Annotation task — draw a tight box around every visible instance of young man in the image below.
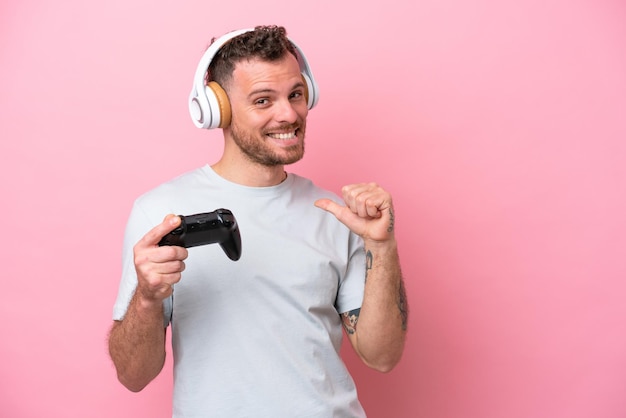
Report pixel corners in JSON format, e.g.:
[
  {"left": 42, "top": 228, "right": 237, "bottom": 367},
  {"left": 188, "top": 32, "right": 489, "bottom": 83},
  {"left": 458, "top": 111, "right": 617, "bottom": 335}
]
[{"left": 109, "top": 25, "right": 407, "bottom": 417}]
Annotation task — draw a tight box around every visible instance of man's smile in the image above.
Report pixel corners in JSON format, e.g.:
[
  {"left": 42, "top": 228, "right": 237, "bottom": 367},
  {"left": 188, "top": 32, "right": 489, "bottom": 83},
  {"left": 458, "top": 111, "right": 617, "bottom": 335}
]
[{"left": 266, "top": 130, "right": 297, "bottom": 140}]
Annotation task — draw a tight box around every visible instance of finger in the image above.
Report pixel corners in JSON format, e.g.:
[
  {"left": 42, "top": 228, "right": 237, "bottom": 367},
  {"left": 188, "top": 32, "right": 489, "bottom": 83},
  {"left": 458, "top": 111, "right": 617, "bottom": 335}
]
[
  {"left": 363, "top": 194, "right": 385, "bottom": 218},
  {"left": 343, "top": 184, "right": 386, "bottom": 219},
  {"left": 138, "top": 214, "right": 182, "bottom": 248},
  {"left": 315, "top": 198, "right": 369, "bottom": 236},
  {"left": 356, "top": 193, "right": 382, "bottom": 218},
  {"left": 314, "top": 198, "right": 338, "bottom": 214},
  {"left": 314, "top": 198, "right": 353, "bottom": 222},
  {"left": 342, "top": 182, "right": 380, "bottom": 199},
  {"left": 341, "top": 183, "right": 369, "bottom": 214},
  {"left": 135, "top": 243, "right": 188, "bottom": 271},
  {"left": 150, "top": 244, "right": 189, "bottom": 264},
  {"left": 159, "top": 259, "right": 187, "bottom": 275},
  {"left": 135, "top": 259, "right": 186, "bottom": 296}
]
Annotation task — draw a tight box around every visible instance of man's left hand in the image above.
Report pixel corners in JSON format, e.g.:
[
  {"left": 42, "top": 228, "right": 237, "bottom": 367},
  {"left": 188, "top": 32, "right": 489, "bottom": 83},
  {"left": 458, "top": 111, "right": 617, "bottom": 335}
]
[{"left": 315, "top": 182, "right": 396, "bottom": 243}]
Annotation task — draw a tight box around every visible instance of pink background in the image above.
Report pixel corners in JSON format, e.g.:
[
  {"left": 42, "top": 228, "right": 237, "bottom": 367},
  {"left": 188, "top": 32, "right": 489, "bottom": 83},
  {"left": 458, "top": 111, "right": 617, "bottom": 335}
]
[{"left": 2, "top": 0, "right": 625, "bottom": 417}]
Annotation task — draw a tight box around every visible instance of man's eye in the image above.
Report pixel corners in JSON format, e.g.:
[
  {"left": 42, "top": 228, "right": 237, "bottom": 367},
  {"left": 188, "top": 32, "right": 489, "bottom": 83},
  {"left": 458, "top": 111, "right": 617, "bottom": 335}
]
[{"left": 255, "top": 98, "right": 269, "bottom": 106}]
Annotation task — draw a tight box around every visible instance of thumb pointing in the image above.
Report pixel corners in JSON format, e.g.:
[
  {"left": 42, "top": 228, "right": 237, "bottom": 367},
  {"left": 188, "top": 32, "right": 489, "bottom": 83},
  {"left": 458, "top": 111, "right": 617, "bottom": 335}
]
[{"left": 314, "top": 198, "right": 352, "bottom": 225}]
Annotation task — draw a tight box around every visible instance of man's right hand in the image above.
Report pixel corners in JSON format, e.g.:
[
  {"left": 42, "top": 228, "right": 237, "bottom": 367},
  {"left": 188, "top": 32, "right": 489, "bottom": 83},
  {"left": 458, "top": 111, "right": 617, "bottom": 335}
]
[{"left": 133, "top": 214, "right": 189, "bottom": 304}]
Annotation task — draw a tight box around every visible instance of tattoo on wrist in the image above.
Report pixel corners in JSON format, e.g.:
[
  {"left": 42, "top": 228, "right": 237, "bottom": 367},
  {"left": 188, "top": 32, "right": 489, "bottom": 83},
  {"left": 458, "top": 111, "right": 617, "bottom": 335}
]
[
  {"left": 365, "top": 250, "right": 373, "bottom": 281},
  {"left": 342, "top": 308, "right": 360, "bottom": 335},
  {"left": 398, "top": 280, "right": 408, "bottom": 331},
  {"left": 388, "top": 208, "right": 395, "bottom": 233}
]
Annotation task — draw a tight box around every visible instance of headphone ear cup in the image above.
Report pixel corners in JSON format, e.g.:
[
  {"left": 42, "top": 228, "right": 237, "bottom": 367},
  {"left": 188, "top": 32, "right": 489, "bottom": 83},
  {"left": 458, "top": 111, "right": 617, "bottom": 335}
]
[
  {"left": 189, "top": 93, "right": 206, "bottom": 128},
  {"left": 205, "top": 81, "right": 232, "bottom": 129},
  {"left": 301, "top": 72, "right": 318, "bottom": 109},
  {"left": 301, "top": 75, "right": 310, "bottom": 107}
]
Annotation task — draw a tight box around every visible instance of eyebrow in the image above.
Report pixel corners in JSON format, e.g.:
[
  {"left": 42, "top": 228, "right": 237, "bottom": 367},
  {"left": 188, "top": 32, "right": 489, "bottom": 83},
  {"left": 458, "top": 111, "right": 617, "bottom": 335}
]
[
  {"left": 247, "top": 88, "right": 275, "bottom": 99},
  {"left": 247, "top": 81, "right": 305, "bottom": 99}
]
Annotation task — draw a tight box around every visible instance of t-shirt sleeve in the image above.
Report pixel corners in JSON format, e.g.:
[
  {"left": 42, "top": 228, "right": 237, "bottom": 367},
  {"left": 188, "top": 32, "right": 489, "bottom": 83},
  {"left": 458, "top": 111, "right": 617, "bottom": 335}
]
[
  {"left": 335, "top": 231, "right": 366, "bottom": 315},
  {"left": 111, "top": 200, "right": 173, "bottom": 326}
]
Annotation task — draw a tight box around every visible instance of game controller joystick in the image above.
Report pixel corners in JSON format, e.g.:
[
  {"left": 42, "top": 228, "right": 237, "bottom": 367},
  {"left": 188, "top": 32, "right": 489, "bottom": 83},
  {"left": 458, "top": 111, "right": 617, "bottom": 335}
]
[{"left": 158, "top": 209, "right": 242, "bottom": 261}]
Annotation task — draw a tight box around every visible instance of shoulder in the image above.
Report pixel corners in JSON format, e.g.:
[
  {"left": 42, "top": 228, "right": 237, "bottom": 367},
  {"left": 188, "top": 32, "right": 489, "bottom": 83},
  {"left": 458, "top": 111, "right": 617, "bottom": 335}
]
[
  {"left": 288, "top": 173, "right": 342, "bottom": 203},
  {"left": 135, "top": 166, "right": 209, "bottom": 206},
  {"left": 128, "top": 166, "right": 211, "bottom": 224}
]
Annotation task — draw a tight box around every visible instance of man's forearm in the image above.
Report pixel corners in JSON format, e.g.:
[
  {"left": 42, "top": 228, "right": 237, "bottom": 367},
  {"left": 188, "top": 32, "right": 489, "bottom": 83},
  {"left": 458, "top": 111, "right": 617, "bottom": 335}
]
[
  {"left": 354, "top": 239, "right": 408, "bottom": 372},
  {"left": 108, "top": 293, "right": 167, "bottom": 392}
]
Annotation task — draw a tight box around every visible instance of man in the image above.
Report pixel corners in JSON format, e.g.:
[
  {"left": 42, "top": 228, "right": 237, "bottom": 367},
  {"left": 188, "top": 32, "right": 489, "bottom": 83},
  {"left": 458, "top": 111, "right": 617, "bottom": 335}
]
[{"left": 109, "top": 25, "right": 408, "bottom": 417}]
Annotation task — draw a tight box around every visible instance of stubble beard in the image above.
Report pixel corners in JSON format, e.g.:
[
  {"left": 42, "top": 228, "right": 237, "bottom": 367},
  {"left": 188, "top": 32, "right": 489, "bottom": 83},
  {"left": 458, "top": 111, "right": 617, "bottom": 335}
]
[{"left": 230, "top": 121, "right": 306, "bottom": 167}]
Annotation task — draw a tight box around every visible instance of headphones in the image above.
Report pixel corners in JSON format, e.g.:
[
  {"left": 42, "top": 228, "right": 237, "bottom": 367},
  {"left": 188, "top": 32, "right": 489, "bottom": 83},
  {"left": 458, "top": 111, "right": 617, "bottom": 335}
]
[{"left": 188, "top": 28, "right": 320, "bottom": 130}]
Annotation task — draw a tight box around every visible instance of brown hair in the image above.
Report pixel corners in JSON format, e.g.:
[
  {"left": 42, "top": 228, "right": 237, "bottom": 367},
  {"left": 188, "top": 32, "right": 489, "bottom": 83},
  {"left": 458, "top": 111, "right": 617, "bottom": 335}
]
[{"left": 206, "top": 25, "right": 298, "bottom": 91}]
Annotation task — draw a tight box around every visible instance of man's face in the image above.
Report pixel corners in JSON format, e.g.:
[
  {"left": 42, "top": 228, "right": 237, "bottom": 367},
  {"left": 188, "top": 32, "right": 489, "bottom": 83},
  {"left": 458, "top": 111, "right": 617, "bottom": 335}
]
[{"left": 225, "top": 54, "right": 309, "bottom": 167}]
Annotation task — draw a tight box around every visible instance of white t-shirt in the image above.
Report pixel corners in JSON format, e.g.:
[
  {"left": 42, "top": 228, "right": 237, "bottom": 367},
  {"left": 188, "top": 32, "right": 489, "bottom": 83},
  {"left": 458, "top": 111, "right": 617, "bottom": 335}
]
[{"left": 113, "top": 165, "right": 367, "bottom": 417}]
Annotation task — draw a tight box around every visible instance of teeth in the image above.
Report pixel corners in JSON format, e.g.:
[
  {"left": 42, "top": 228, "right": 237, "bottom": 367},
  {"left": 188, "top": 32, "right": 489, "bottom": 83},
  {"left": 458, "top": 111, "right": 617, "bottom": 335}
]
[{"left": 268, "top": 131, "right": 296, "bottom": 140}]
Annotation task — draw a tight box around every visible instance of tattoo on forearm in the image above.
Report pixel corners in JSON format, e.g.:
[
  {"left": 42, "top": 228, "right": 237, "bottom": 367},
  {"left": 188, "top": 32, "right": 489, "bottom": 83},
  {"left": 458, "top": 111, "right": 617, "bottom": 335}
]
[
  {"left": 388, "top": 208, "right": 395, "bottom": 233},
  {"left": 365, "top": 250, "right": 373, "bottom": 281},
  {"left": 342, "top": 308, "right": 360, "bottom": 335},
  {"left": 398, "top": 280, "right": 408, "bottom": 331}
]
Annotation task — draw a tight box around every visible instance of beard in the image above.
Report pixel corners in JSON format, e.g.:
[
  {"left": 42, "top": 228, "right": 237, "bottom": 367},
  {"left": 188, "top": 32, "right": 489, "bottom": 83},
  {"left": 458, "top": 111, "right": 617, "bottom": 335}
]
[{"left": 230, "top": 120, "right": 306, "bottom": 167}]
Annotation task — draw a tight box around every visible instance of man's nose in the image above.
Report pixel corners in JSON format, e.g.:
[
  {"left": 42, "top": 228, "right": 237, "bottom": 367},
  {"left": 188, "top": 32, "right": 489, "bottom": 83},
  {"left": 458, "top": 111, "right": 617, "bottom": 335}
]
[{"left": 274, "top": 99, "right": 300, "bottom": 124}]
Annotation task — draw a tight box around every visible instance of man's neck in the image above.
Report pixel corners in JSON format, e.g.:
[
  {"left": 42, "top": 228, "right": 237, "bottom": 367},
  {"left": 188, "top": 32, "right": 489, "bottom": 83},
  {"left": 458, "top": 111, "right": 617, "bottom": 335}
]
[{"left": 211, "top": 159, "right": 287, "bottom": 187}]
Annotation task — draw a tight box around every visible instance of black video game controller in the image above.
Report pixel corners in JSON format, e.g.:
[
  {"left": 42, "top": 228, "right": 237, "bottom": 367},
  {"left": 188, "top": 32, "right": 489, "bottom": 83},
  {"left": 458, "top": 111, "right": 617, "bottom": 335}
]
[{"left": 158, "top": 209, "right": 242, "bottom": 261}]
